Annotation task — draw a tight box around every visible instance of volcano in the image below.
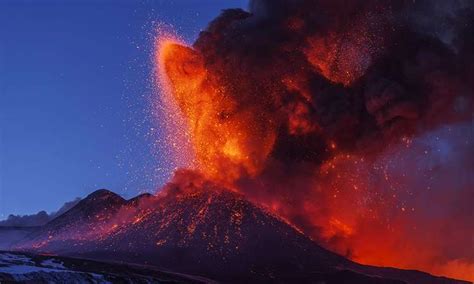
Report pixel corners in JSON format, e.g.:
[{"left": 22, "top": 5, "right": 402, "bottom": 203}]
[
  {"left": 12, "top": 172, "right": 468, "bottom": 283},
  {"left": 154, "top": 0, "right": 474, "bottom": 279}
]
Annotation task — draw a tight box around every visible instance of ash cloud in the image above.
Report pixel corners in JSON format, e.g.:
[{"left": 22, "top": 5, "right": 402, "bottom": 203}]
[
  {"left": 161, "top": 0, "right": 473, "bottom": 280},
  {"left": 193, "top": 0, "right": 473, "bottom": 161}
]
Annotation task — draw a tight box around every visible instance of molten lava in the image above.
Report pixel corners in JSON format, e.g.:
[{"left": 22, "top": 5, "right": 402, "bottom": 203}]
[{"left": 157, "top": 40, "right": 276, "bottom": 182}]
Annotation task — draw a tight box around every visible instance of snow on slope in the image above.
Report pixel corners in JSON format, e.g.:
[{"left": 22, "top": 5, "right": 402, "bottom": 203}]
[
  {"left": 0, "top": 252, "right": 109, "bottom": 283},
  {"left": 0, "top": 251, "right": 210, "bottom": 283}
]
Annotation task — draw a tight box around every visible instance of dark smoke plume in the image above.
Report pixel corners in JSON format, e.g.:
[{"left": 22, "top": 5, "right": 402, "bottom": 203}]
[
  {"left": 161, "top": 0, "right": 473, "bottom": 280},
  {"left": 193, "top": 0, "right": 472, "bottom": 161}
]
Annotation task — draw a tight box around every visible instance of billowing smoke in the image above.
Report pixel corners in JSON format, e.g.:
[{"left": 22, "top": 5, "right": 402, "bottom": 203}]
[{"left": 157, "top": 0, "right": 473, "bottom": 280}]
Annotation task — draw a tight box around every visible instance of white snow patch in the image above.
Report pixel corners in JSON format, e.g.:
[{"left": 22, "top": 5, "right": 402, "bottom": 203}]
[
  {"left": 0, "top": 252, "right": 110, "bottom": 283},
  {"left": 41, "top": 258, "right": 66, "bottom": 269},
  {"left": 0, "top": 253, "right": 34, "bottom": 264},
  {"left": 0, "top": 264, "right": 66, "bottom": 275}
]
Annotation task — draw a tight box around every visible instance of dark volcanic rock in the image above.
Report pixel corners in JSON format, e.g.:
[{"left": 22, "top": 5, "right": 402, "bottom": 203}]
[
  {"left": 46, "top": 189, "right": 126, "bottom": 227},
  {"left": 126, "top": 192, "right": 154, "bottom": 207}
]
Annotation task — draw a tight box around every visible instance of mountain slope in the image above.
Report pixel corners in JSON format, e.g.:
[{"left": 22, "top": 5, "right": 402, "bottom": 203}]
[
  {"left": 0, "top": 227, "right": 38, "bottom": 251},
  {"left": 13, "top": 179, "right": 469, "bottom": 283},
  {"left": 15, "top": 189, "right": 126, "bottom": 252}
]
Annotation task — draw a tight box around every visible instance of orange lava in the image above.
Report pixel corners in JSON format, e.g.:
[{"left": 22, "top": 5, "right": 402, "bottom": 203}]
[{"left": 157, "top": 40, "right": 276, "bottom": 183}]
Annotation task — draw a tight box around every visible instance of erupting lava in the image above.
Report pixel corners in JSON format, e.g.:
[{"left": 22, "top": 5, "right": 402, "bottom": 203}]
[
  {"left": 154, "top": 0, "right": 474, "bottom": 281},
  {"left": 158, "top": 40, "right": 276, "bottom": 182}
]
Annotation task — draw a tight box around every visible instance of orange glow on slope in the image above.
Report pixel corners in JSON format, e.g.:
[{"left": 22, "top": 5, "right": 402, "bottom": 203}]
[
  {"left": 248, "top": 152, "right": 474, "bottom": 282},
  {"left": 319, "top": 152, "right": 473, "bottom": 282},
  {"left": 156, "top": 41, "right": 276, "bottom": 183}
]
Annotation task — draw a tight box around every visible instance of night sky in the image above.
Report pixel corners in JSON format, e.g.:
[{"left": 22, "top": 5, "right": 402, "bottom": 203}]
[{"left": 0, "top": 0, "right": 247, "bottom": 217}]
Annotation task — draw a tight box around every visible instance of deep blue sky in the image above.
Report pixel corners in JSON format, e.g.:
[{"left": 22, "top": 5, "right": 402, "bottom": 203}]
[{"left": 0, "top": 0, "right": 247, "bottom": 217}]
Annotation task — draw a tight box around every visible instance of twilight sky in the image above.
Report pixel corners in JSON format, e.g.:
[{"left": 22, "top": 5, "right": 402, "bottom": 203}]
[{"left": 0, "top": 0, "right": 247, "bottom": 217}]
